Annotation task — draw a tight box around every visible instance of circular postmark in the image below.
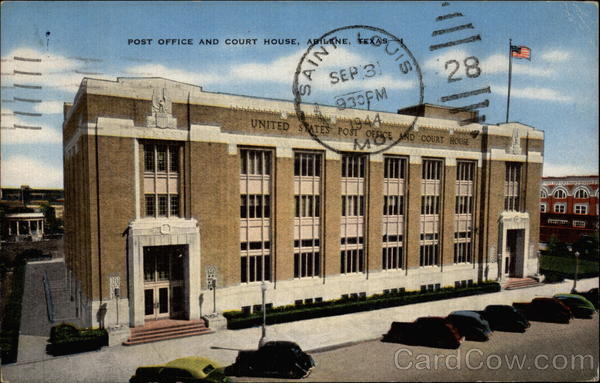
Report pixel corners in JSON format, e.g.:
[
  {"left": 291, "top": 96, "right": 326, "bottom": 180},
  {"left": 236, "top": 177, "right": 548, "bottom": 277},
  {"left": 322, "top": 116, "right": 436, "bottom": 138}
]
[{"left": 292, "top": 25, "right": 424, "bottom": 155}]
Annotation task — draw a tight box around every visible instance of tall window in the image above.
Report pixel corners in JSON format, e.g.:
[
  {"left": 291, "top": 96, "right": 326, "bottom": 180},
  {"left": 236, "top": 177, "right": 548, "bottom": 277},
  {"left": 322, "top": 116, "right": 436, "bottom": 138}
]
[
  {"left": 420, "top": 159, "right": 443, "bottom": 266},
  {"left": 454, "top": 161, "right": 475, "bottom": 263},
  {"left": 341, "top": 154, "right": 366, "bottom": 274},
  {"left": 504, "top": 162, "right": 522, "bottom": 211},
  {"left": 382, "top": 157, "right": 407, "bottom": 270},
  {"left": 294, "top": 151, "right": 322, "bottom": 278},
  {"left": 144, "top": 143, "right": 180, "bottom": 218},
  {"left": 240, "top": 148, "right": 272, "bottom": 283}
]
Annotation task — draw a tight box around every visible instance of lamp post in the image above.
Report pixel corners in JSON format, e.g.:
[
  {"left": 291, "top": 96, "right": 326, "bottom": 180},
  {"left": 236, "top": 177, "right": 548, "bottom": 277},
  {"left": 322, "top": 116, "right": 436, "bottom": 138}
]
[
  {"left": 572, "top": 251, "right": 580, "bottom": 293},
  {"left": 258, "top": 255, "right": 267, "bottom": 348}
]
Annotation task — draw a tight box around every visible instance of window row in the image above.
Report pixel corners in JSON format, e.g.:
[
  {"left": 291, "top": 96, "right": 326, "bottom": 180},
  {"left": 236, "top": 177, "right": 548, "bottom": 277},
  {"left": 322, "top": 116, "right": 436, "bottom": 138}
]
[
  {"left": 294, "top": 152, "right": 322, "bottom": 177},
  {"left": 240, "top": 194, "right": 271, "bottom": 218},
  {"left": 384, "top": 157, "right": 406, "bottom": 179},
  {"left": 455, "top": 195, "right": 473, "bottom": 214},
  {"left": 241, "top": 255, "right": 271, "bottom": 283},
  {"left": 144, "top": 144, "right": 179, "bottom": 173},
  {"left": 294, "top": 238, "right": 320, "bottom": 248},
  {"left": 342, "top": 195, "right": 365, "bottom": 216},
  {"left": 420, "top": 244, "right": 439, "bottom": 266},
  {"left": 421, "top": 195, "right": 440, "bottom": 215},
  {"left": 240, "top": 149, "right": 272, "bottom": 176},
  {"left": 294, "top": 251, "right": 320, "bottom": 278},
  {"left": 382, "top": 234, "right": 403, "bottom": 242},
  {"left": 454, "top": 242, "right": 473, "bottom": 263},
  {"left": 383, "top": 195, "right": 404, "bottom": 215},
  {"left": 295, "top": 195, "right": 320, "bottom": 217},
  {"left": 420, "top": 233, "right": 439, "bottom": 241},
  {"left": 340, "top": 249, "right": 365, "bottom": 274},
  {"left": 341, "top": 237, "right": 364, "bottom": 245},
  {"left": 145, "top": 194, "right": 179, "bottom": 217},
  {"left": 382, "top": 246, "right": 404, "bottom": 270},
  {"left": 341, "top": 155, "right": 366, "bottom": 178},
  {"left": 544, "top": 188, "right": 592, "bottom": 199}
]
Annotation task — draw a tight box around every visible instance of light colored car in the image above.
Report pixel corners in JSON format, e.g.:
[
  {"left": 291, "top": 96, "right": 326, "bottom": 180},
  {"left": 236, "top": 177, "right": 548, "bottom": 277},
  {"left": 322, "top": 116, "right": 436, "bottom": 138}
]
[{"left": 129, "top": 356, "right": 230, "bottom": 383}]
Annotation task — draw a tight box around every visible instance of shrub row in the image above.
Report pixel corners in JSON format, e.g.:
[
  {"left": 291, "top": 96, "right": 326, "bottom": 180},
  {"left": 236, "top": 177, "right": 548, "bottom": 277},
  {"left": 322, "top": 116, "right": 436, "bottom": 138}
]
[
  {"left": 47, "top": 323, "right": 108, "bottom": 356},
  {"left": 0, "top": 259, "right": 26, "bottom": 364},
  {"left": 223, "top": 282, "right": 501, "bottom": 330}
]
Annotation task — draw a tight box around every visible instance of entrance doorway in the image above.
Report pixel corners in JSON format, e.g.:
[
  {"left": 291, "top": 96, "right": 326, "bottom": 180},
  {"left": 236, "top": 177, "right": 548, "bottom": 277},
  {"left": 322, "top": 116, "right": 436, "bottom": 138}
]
[
  {"left": 505, "top": 229, "right": 523, "bottom": 277},
  {"left": 143, "top": 245, "right": 185, "bottom": 321}
]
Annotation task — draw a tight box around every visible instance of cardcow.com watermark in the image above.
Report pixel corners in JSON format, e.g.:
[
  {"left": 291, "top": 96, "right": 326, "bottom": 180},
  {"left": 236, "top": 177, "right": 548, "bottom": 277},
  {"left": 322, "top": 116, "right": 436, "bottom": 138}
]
[{"left": 394, "top": 348, "right": 597, "bottom": 371}]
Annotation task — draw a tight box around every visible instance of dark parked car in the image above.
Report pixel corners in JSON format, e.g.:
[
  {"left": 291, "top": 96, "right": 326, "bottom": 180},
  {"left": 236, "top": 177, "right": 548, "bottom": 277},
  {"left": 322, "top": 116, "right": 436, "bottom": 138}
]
[
  {"left": 446, "top": 311, "right": 492, "bottom": 341},
  {"left": 382, "top": 316, "right": 463, "bottom": 349},
  {"left": 554, "top": 293, "right": 596, "bottom": 318},
  {"left": 479, "top": 305, "right": 530, "bottom": 332},
  {"left": 513, "top": 297, "right": 572, "bottom": 323},
  {"left": 232, "top": 341, "right": 315, "bottom": 379}
]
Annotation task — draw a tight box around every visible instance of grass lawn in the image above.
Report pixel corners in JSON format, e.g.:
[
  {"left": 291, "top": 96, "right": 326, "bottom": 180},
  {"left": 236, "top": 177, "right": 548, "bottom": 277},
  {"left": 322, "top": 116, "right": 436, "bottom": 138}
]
[{"left": 540, "top": 255, "right": 599, "bottom": 278}]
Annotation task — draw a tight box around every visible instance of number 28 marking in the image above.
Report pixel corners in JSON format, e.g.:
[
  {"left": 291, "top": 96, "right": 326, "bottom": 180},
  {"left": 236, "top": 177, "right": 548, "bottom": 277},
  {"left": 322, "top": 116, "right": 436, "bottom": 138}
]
[{"left": 445, "top": 56, "right": 481, "bottom": 83}]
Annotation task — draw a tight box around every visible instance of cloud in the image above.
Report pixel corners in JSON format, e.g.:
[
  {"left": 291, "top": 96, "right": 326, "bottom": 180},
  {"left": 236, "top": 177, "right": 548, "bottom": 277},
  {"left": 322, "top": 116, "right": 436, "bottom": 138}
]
[
  {"left": 1, "top": 155, "right": 63, "bottom": 188},
  {"left": 123, "top": 63, "right": 222, "bottom": 86},
  {"left": 544, "top": 162, "right": 598, "bottom": 177},
  {"left": 0, "top": 108, "right": 63, "bottom": 144},
  {"left": 493, "top": 84, "right": 573, "bottom": 103},
  {"left": 33, "top": 101, "right": 64, "bottom": 114},
  {"left": 1, "top": 47, "right": 115, "bottom": 92},
  {"left": 541, "top": 50, "right": 571, "bottom": 62}
]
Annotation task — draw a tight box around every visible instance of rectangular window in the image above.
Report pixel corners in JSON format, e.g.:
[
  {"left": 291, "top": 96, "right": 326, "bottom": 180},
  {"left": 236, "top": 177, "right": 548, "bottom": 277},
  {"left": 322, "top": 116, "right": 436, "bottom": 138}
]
[
  {"left": 340, "top": 249, "right": 365, "bottom": 273},
  {"left": 294, "top": 152, "right": 322, "bottom": 177},
  {"left": 241, "top": 255, "right": 271, "bottom": 283},
  {"left": 341, "top": 155, "right": 366, "bottom": 178},
  {"left": 293, "top": 252, "right": 320, "bottom": 278},
  {"left": 574, "top": 204, "right": 588, "bottom": 215},
  {"left": 145, "top": 195, "right": 155, "bottom": 217},
  {"left": 384, "top": 157, "right": 406, "bottom": 179},
  {"left": 169, "top": 148, "right": 179, "bottom": 172},
  {"left": 454, "top": 242, "right": 472, "bottom": 263},
  {"left": 573, "top": 220, "right": 586, "bottom": 228},
  {"left": 419, "top": 244, "right": 439, "bottom": 266},
  {"left": 504, "top": 162, "right": 522, "bottom": 211},
  {"left": 382, "top": 246, "right": 404, "bottom": 269},
  {"left": 422, "top": 159, "right": 442, "bottom": 180},
  {"left": 421, "top": 195, "right": 440, "bottom": 215},
  {"left": 456, "top": 161, "right": 475, "bottom": 181},
  {"left": 540, "top": 203, "right": 547, "bottom": 213},
  {"left": 240, "top": 149, "right": 272, "bottom": 176},
  {"left": 144, "top": 147, "right": 155, "bottom": 172},
  {"left": 158, "top": 195, "right": 168, "bottom": 216},
  {"left": 157, "top": 145, "right": 167, "bottom": 172},
  {"left": 170, "top": 195, "right": 179, "bottom": 216},
  {"left": 554, "top": 203, "right": 566, "bottom": 213},
  {"left": 455, "top": 195, "right": 472, "bottom": 214},
  {"left": 383, "top": 195, "right": 404, "bottom": 215}
]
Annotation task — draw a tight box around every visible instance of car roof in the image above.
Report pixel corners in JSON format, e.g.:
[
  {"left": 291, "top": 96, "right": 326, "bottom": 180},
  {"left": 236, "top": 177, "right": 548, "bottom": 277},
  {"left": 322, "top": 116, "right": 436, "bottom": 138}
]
[
  {"left": 164, "top": 357, "right": 219, "bottom": 378},
  {"left": 264, "top": 341, "right": 300, "bottom": 348},
  {"left": 449, "top": 310, "right": 481, "bottom": 319},
  {"left": 555, "top": 293, "right": 595, "bottom": 305}
]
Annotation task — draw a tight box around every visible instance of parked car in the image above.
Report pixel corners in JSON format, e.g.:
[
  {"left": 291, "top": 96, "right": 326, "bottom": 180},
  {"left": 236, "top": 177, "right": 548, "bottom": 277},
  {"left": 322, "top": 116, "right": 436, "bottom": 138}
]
[
  {"left": 575, "top": 288, "right": 599, "bottom": 309},
  {"left": 129, "top": 356, "right": 230, "bottom": 383},
  {"left": 382, "top": 316, "right": 463, "bottom": 349},
  {"left": 446, "top": 311, "right": 492, "bottom": 341},
  {"left": 513, "top": 297, "right": 572, "bottom": 323},
  {"left": 479, "top": 305, "right": 530, "bottom": 332},
  {"left": 232, "top": 341, "right": 315, "bottom": 379},
  {"left": 553, "top": 293, "right": 596, "bottom": 318}
]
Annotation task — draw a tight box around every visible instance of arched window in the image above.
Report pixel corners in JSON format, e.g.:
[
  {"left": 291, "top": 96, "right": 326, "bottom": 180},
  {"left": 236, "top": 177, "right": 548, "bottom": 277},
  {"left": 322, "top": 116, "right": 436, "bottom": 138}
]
[
  {"left": 574, "top": 189, "right": 589, "bottom": 199},
  {"left": 553, "top": 189, "right": 567, "bottom": 199},
  {"left": 540, "top": 189, "right": 547, "bottom": 198}
]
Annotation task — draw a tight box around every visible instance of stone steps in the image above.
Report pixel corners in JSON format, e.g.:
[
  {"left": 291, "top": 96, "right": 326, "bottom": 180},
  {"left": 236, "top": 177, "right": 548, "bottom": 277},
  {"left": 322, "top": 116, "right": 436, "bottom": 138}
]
[
  {"left": 504, "top": 277, "right": 541, "bottom": 290},
  {"left": 123, "top": 320, "right": 212, "bottom": 346}
]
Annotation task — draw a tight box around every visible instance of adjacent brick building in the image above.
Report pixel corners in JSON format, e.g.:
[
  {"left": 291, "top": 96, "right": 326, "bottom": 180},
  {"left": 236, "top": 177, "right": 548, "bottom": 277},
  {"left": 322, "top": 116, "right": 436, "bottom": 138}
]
[
  {"left": 62, "top": 77, "right": 544, "bottom": 329},
  {"left": 540, "top": 175, "right": 599, "bottom": 244}
]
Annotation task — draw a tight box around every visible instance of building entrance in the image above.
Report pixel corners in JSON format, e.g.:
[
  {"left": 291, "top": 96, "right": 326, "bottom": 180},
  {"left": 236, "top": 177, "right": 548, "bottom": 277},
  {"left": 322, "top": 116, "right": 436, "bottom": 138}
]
[
  {"left": 505, "top": 229, "right": 524, "bottom": 277},
  {"left": 143, "top": 245, "right": 185, "bottom": 320}
]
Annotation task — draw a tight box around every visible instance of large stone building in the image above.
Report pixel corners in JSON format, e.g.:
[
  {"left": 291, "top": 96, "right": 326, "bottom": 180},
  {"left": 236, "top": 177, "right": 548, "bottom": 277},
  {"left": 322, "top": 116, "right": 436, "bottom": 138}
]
[
  {"left": 62, "top": 77, "right": 543, "bottom": 329},
  {"left": 540, "top": 175, "right": 599, "bottom": 244}
]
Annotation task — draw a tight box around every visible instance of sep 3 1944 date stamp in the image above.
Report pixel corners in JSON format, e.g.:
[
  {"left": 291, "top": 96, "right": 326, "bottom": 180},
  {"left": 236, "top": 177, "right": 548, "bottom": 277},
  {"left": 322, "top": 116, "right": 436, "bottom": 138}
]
[{"left": 293, "top": 25, "right": 424, "bottom": 155}]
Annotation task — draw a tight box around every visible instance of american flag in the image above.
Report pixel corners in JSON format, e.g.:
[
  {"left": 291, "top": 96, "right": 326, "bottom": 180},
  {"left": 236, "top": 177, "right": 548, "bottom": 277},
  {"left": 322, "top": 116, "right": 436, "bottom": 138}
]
[{"left": 511, "top": 45, "right": 531, "bottom": 60}]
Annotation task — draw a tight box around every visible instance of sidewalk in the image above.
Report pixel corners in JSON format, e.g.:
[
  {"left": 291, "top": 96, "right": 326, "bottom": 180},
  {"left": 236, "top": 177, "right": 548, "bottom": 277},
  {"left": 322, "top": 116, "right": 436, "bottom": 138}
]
[{"left": 2, "top": 277, "right": 598, "bottom": 383}]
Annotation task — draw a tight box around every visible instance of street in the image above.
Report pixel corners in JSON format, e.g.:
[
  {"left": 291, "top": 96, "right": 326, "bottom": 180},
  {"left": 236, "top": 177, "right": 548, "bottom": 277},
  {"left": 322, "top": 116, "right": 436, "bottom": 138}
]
[{"left": 235, "top": 316, "right": 599, "bottom": 382}]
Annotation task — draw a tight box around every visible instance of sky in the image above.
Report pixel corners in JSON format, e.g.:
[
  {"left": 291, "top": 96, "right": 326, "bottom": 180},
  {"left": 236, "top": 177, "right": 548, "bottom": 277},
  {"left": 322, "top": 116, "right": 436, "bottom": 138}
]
[{"left": 1, "top": 1, "right": 598, "bottom": 188}]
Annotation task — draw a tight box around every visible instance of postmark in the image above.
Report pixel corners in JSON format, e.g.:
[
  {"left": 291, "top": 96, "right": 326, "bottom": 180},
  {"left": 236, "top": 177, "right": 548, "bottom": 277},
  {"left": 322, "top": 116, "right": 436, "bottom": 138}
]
[{"left": 292, "top": 25, "right": 424, "bottom": 155}]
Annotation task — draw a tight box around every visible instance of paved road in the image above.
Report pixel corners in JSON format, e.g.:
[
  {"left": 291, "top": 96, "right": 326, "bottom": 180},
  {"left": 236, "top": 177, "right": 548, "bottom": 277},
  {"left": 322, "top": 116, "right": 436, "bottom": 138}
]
[{"left": 235, "top": 316, "right": 599, "bottom": 382}]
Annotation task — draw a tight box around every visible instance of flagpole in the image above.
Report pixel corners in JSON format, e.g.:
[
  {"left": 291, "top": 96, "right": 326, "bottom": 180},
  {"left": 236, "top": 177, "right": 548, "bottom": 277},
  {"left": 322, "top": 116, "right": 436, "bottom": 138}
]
[{"left": 506, "top": 38, "right": 513, "bottom": 123}]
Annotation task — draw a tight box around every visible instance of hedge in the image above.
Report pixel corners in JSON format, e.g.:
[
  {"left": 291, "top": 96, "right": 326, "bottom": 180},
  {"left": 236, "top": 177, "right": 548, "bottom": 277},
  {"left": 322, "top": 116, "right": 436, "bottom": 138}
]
[
  {"left": 223, "top": 282, "right": 501, "bottom": 330},
  {"left": 0, "top": 259, "right": 26, "bottom": 364},
  {"left": 46, "top": 323, "right": 108, "bottom": 356}
]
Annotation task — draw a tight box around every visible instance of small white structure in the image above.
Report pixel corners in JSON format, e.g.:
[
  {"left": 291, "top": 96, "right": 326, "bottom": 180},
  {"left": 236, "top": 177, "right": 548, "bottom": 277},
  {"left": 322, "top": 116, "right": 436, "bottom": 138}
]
[{"left": 4, "top": 212, "right": 45, "bottom": 242}]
